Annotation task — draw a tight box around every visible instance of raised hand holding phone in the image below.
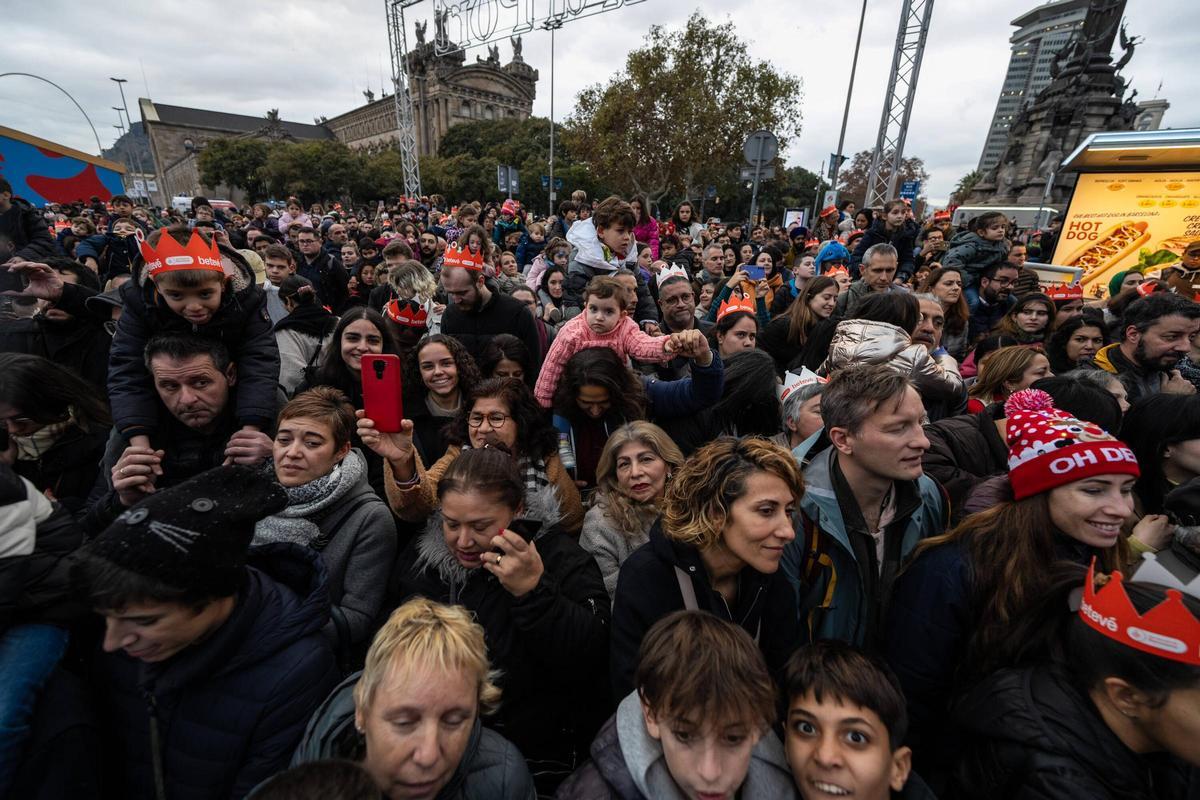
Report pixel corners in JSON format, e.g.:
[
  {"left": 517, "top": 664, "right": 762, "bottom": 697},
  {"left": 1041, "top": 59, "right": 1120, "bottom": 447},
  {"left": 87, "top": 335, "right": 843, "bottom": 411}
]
[{"left": 361, "top": 354, "right": 404, "bottom": 431}]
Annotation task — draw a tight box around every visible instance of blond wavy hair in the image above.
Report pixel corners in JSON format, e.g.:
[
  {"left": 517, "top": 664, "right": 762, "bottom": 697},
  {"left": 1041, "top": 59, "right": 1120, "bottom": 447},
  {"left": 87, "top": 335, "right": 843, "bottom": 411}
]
[
  {"left": 661, "top": 436, "right": 804, "bottom": 550},
  {"left": 592, "top": 422, "right": 685, "bottom": 536},
  {"left": 354, "top": 597, "right": 501, "bottom": 716}
]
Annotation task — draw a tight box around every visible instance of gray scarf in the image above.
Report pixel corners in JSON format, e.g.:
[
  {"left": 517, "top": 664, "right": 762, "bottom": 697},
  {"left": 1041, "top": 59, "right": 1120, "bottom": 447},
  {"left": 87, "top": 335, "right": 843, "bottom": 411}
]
[{"left": 254, "top": 449, "right": 366, "bottom": 546}]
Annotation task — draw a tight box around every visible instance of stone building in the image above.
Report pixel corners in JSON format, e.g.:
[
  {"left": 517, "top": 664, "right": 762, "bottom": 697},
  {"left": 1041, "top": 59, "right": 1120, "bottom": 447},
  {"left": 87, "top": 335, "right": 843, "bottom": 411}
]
[{"left": 138, "top": 28, "right": 536, "bottom": 206}]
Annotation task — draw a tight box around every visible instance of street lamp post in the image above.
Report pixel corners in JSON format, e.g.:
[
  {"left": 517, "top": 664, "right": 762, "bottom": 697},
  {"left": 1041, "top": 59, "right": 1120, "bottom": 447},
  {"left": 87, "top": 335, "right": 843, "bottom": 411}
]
[
  {"left": 111, "top": 76, "right": 152, "bottom": 205},
  {"left": 830, "top": 0, "right": 868, "bottom": 207},
  {"left": 542, "top": 17, "right": 564, "bottom": 219}
]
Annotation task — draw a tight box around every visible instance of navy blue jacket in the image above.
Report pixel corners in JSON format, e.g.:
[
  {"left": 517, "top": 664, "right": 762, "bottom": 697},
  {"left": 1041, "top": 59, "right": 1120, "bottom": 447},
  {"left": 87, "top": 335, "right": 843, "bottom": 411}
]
[
  {"left": 92, "top": 543, "right": 339, "bottom": 800},
  {"left": 107, "top": 246, "right": 280, "bottom": 437},
  {"left": 850, "top": 218, "right": 918, "bottom": 280}
]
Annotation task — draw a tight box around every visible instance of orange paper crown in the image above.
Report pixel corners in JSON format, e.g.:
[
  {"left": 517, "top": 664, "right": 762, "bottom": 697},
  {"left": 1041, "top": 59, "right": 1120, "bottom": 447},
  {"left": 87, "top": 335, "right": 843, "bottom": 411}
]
[
  {"left": 825, "top": 264, "right": 850, "bottom": 278},
  {"left": 1079, "top": 559, "right": 1200, "bottom": 666},
  {"left": 716, "top": 295, "right": 756, "bottom": 322},
  {"left": 139, "top": 228, "right": 224, "bottom": 279},
  {"left": 384, "top": 299, "right": 430, "bottom": 328},
  {"left": 1044, "top": 282, "right": 1083, "bottom": 302},
  {"left": 441, "top": 243, "right": 486, "bottom": 272}
]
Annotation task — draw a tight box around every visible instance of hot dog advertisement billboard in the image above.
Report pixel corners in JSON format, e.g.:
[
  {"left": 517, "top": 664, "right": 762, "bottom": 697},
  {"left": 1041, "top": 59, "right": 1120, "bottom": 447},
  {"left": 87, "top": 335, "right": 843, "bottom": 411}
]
[{"left": 1052, "top": 171, "right": 1200, "bottom": 298}]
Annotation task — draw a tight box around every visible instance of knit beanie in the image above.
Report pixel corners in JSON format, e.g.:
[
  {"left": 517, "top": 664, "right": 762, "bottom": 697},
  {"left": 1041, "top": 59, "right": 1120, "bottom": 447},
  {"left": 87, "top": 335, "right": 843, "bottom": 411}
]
[
  {"left": 1005, "top": 389, "right": 1139, "bottom": 500},
  {"left": 85, "top": 465, "right": 288, "bottom": 597}
]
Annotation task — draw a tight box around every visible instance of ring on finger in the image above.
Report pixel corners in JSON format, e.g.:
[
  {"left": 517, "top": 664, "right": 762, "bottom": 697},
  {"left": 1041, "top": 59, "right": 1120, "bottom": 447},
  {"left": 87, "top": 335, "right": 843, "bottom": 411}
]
[
  {"left": 495, "top": 553, "right": 503, "bottom": 565},
  {"left": 119, "top": 467, "right": 127, "bottom": 475}
]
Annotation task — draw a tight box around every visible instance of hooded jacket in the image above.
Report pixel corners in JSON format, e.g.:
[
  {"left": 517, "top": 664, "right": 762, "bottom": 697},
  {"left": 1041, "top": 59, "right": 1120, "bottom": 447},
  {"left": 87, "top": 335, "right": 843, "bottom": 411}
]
[
  {"left": 91, "top": 543, "right": 339, "bottom": 800},
  {"left": 822, "top": 319, "right": 964, "bottom": 403},
  {"left": 781, "top": 443, "right": 947, "bottom": 647},
  {"left": 564, "top": 218, "right": 658, "bottom": 323},
  {"left": 1092, "top": 343, "right": 1169, "bottom": 405},
  {"left": 287, "top": 673, "right": 536, "bottom": 800},
  {"left": 941, "top": 231, "right": 1008, "bottom": 283},
  {"left": 951, "top": 664, "right": 1195, "bottom": 799},
  {"left": 0, "top": 197, "right": 57, "bottom": 261},
  {"left": 108, "top": 245, "right": 280, "bottom": 437},
  {"left": 272, "top": 303, "right": 337, "bottom": 398},
  {"left": 394, "top": 497, "right": 611, "bottom": 782},
  {"left": 610, "top": 521, "right": 799, "bottom": 702},
  {"left": 554, "top": 692, "right": 796, "bottom": 800},
  {"left": 850, "top": 219, "right": 918, "bottom": 280}
]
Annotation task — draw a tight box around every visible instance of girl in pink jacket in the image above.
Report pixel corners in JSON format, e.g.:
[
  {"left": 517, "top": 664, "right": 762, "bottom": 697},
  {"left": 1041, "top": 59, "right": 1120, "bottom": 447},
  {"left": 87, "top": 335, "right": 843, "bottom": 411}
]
[{"left": 534, "top": 275, "right": 672, "bottom": 407}]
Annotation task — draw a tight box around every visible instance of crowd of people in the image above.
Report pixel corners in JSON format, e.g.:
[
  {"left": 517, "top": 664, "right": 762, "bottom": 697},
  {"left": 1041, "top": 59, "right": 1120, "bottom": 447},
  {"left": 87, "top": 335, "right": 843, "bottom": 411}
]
[{"left": 2, "top": 176, "right": 1200, "bottom": 800}]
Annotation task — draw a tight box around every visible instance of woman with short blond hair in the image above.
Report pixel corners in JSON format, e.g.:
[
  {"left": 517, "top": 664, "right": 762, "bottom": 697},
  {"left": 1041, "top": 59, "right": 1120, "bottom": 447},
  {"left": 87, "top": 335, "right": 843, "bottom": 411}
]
[{"left": 292, "top": 597, "right": 535, "bottom": 799}]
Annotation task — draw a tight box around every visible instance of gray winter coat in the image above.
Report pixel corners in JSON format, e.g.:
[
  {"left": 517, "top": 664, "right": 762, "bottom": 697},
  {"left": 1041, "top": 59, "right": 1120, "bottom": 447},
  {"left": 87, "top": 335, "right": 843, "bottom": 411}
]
[
  {"left": 823, "top": 319, "right": 964, "bottom": 402},
  {"left": 942, "top": 230, "right": 1008, "bottom": 282},
  {"left": 579, "top": 496, "right": 655, "bottom": 601},
  {"left": 288, "top": 673, "right": 536, "bottom": 800}
]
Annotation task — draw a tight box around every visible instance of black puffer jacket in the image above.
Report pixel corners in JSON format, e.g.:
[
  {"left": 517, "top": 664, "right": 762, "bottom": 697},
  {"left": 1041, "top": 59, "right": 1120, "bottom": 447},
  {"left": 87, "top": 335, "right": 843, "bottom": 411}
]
[
  {"left": 0, "top": 196, "right": 57, "bottom": 260},
  {"left": 92, "top": 543, "right": 339, "bottom": 800},
  {"left": 108, "top": 245, "right": 279, "bottom": 438},
  {"left": 287, "top": 673, "right": 536, "bottom": 800},
  {"left": 921, "top": 407, "right": 1008, "bottom": 523},
  {"left": 951, "top": 664, "right": 1197, "bottom": 799},
  {"left": 394, "top": 505, "right": 610, "bottom": 788}
]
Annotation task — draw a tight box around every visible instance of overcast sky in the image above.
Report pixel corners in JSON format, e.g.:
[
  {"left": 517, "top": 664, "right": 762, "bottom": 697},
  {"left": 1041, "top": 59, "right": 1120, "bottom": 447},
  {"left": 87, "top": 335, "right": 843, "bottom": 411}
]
[{"left": 2, "top": 0, "right": 1195, "bottom": 205}]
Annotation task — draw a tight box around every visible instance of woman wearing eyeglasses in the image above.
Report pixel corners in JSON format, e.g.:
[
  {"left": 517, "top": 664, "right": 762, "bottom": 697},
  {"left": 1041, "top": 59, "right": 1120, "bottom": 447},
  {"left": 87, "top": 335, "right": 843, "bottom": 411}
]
[{"left": 358, "top": 377, "right": 585, "bottom": 533}]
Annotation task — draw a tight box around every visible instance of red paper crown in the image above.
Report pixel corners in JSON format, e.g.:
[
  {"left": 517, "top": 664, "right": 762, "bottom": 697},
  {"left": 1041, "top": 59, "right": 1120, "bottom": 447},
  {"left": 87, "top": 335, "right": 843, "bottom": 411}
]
[
  {"left": 441, "top": 243, "right": 486, "bottom": 272},
  {"left": 819, "top": 205, "right": 838, "bottom": 219},
  {"left": 139, "top": 228, "right": 223, "bottom": 279},
  {"left": 1079, "top": 559, "right": 1200, "bottom": 666},
  {"left": 1137, "top": 280, "right": 1165, "bottom": 298},
  {"left": 716, "top": 295, "right": 756, "bottom": 322},
  {"left": 933, "top": 210, "right": 952, "bottom": 221},
  {"left": 384, "top": 299, "right": 429, "bottom": 328},
  {"left": 1044, "top": 282, "right": 1083, "bottom": 301}
]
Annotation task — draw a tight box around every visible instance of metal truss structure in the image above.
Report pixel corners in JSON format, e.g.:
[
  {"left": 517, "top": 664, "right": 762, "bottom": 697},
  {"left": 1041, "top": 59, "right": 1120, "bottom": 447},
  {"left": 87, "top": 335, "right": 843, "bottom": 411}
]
[
  {"left": 864, "top": 0, "right": 935, "bottom": 209},
  {"left": 386, "top": 0, "right": 424, "bottom": 198},
  {"left": 430, "top": 0, "right": 646, "bottom": 57}
]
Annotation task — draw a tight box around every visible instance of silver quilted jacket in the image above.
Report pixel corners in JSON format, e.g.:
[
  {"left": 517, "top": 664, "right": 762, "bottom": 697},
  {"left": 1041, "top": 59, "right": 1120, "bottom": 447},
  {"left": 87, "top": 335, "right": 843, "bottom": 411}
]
[{"left": 822, "top": 319, "right": 964, "bottom": 400}]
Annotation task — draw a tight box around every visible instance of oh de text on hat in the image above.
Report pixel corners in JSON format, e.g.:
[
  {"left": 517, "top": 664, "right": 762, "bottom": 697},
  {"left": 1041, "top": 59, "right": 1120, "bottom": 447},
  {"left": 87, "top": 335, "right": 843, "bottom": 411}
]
[{"left": 1004, "top": 389, "right": 1139, "bottom": 500}]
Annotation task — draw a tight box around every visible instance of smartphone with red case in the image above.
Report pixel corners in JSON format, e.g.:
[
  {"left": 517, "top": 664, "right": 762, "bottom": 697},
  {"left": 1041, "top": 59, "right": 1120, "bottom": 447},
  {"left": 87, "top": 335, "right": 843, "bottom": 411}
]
[{"left": 361, "top": 354, "right": 403, "bottom": 432}]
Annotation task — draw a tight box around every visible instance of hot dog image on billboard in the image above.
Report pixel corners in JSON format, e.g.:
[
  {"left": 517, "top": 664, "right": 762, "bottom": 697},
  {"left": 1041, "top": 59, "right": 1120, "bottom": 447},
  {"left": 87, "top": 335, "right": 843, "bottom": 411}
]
[{"left": 1052, "top": 172, "right": 1200, "bottom": 298}]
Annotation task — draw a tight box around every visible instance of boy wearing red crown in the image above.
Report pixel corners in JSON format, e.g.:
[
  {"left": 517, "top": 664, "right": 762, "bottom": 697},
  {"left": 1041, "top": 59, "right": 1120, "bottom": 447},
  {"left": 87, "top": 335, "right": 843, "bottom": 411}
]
[
  {"left": 533, "top": 275, "right": 675, "bottom": 408},
  {"left": 106, "top": 227, "right": 278, "bottom": 462}
]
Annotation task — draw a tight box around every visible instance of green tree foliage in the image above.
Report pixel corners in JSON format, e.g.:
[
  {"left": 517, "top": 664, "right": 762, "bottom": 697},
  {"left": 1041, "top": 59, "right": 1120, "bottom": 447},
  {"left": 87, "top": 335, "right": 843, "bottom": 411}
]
[
  {"left": 197, "top": 138, "right": 269, "bottom": 199},
  {"left": 952, "top": 169, "right": 983, "bottom": 204},
  {"left": 259, "top": 140, "right": 364, "bottom": 204},
  {"left": 563, "top": 13, "right": 803, "bottom": 207},
  {"left": 834, "top": 150, "right": 930, "bottom": 209},
  {"left": 705, "top": 163, "right": 823, "bottom": 226}
]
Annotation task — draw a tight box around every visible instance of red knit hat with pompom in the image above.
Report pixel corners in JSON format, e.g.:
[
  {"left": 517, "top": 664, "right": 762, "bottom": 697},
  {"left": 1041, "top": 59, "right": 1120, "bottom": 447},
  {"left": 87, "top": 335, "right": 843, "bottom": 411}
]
[{"left": 1004, "top": 389, "right": 1139, "bottom": 500}]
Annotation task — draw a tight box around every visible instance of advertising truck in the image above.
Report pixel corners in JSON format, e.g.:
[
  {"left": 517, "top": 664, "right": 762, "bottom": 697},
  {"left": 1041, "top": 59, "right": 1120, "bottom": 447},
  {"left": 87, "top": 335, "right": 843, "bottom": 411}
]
[{"left": 1051, "top": 128, "right": 1200, "bottom": 299}]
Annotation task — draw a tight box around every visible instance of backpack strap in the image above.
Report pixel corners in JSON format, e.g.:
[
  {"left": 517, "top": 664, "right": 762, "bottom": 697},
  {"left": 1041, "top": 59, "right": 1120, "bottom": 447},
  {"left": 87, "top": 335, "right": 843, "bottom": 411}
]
[{"left": 674, "top": 566, "right": 699, "bottom": 611}]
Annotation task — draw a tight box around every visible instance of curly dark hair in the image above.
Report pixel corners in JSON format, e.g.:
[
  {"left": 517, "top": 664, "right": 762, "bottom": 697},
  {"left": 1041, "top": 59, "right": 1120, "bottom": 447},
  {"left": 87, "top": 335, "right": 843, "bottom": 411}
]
[
  {"left": 445, "top": 378, "right": 557, "bottom": 461},
  {"left": 404, "top": 334, "right": 482, "bottom": 402},
  {"left": 551, "top": 348, "right": 647, "bottom": 424}
]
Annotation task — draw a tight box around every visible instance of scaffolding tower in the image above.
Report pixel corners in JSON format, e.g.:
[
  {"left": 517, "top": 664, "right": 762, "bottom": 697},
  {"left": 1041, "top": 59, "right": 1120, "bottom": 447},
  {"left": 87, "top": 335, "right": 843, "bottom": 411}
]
[
  {"left": 864, "top": 0, "right": 934, "bottom": 209},
  {"left": 386, "top": 0, "right": 423, "bottom": 198}
]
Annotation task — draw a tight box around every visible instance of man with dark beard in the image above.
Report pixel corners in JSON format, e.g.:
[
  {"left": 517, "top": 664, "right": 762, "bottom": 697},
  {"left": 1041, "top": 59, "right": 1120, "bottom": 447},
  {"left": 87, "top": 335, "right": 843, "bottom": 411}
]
[
  {"left": 439, "top": 253, "right": 541, "bottom": 367},
  {"left": 1092, "top": 292, "right": 1200, "bottom": 403},
  {"left": 416, "top": 230, "right": 441, "bottom": 273}
]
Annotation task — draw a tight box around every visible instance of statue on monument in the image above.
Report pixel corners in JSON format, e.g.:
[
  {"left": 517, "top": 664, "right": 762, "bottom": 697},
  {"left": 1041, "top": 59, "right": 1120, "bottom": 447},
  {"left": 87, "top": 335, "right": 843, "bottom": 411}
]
[
  {"left": 415, "top": 20, "right": 427, "bottom": 45},
  {"left": 488, "top": 44, "right": 500, "bottom": 64},
  {"left": 510, "top": 35, "right": 523, "bottom": 61},
  {"left": 434, "top": 8, "right": 450, "bottom": 45},
  {"left": 1113, "top": 22, "right": 1143, "bottom": 73}
]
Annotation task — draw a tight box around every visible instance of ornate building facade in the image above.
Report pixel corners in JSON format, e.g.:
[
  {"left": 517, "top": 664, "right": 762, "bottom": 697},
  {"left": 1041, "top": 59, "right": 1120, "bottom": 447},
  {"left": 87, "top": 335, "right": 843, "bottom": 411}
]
[{"left": 139, "top": 28, "right": 536, "bottom": 205}]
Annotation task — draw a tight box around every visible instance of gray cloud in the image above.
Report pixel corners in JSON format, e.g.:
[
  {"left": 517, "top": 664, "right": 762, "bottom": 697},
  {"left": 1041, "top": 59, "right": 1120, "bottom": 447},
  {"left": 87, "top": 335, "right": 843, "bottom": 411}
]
[{"left": 2, "top": 0, "right": 1193, "bottom": 207}]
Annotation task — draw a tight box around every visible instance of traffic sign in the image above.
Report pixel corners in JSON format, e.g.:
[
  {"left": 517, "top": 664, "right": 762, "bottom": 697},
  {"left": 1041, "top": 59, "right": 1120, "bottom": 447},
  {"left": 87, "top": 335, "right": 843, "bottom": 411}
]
[
  {"left": 743, "top": 130, "right": 778, "bottom": 166},
  {"left": 900, "top": 180, "right": 921, "bottom": 199},
  {"left": 740, "top": 165, "right": 776, "bottom": 181}
]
